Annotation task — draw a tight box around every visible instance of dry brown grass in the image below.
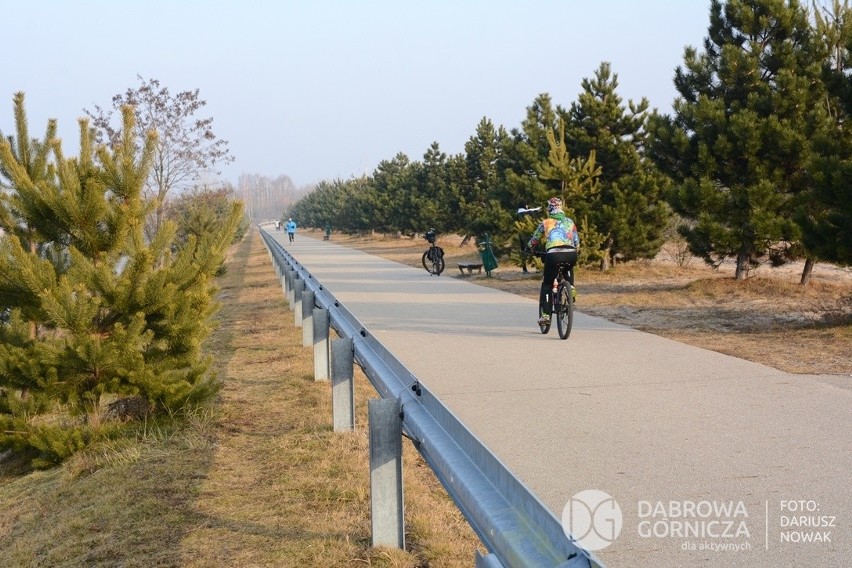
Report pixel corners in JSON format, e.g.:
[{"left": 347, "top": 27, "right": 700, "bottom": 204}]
[
  {"left": 0, "top": 228, "right": 482, "bottom": 567},
  {"left": 180, "top": 228, "right": 481, "bottom": 566},
  {"left": 317, "top": 229, "right": 852, "bottom": 376}
]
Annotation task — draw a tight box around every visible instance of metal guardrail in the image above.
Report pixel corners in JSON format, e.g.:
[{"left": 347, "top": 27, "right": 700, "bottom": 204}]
[{"left": 259, "top": 227, "right": 604, "bottom": 568}]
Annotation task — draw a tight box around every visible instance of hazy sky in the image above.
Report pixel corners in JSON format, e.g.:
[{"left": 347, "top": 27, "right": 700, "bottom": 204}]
[{"left": 3, "top": 1, "right": 711, "bottom": 188}]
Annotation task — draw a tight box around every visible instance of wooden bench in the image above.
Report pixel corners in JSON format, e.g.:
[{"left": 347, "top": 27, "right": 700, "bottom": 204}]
[{"left": 457, "top": 262, "right": 483, "bottom": 275}]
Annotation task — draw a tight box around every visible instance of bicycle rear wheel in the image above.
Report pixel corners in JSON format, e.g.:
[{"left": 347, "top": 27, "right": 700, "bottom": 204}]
[
  {"left": 556, "top": 283, "right": 574, "bottom": 339},
  {"left": 421, "top": 250, "right": 444, "bottom": 275}
]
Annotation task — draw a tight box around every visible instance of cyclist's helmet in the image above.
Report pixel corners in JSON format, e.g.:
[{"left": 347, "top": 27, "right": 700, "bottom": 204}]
[{"left": 547, "top": 197, "right": 563, "bottom": 214}]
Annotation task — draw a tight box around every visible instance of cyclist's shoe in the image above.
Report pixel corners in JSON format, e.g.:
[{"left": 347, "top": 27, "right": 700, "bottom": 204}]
[
  {"left": 571, "top": 285, "right": 577, "bottom": 301},
  {"left": 538, "top": 314, "right": 551, "bottom": 325}
]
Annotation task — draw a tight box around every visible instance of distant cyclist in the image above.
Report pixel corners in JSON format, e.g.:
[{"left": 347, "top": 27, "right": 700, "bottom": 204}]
[{"left": 527, "top": 197, "right": 579, "bottom": 326}]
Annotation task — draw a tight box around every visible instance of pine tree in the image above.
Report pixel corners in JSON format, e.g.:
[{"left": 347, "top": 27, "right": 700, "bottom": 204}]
[
  {"left": 565, "top": 62, "right": 671, "bottom": 268},
  {"left": 165, "top": 185, "right": 248, "bottom": 250},
  {"left": 536, "top": 119, "right": 604, "bottom": 266},
  {"left": 371, "top": 153, "right": 416, "bottom": 234},
  {"left": 416, "top": 142, "right": 450, "bottom": 231},
  {"left": 342, "top": 175, "right": 380, "bottom": 234},
  {"left": 460, "top": 118, "right": 512, "bottom": 241},
  {"left": 0, "top": 95, "right": 242, "bottom": 467},
  {"left": 648, "top": 0, "right": 823, "bottom": 279},
  {"left": 796, "top": 0, "right": 852, "bottom": 277},
  {"left": 501, "top": 95, "right": 562, "bottom": 239}
]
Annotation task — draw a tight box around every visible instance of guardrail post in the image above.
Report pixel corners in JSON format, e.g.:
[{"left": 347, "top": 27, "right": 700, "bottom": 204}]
[
  {"left": 302, "top": 290, "right": 315, "bottom": 347},
  {"left": 293, "top": 279, "right": 305, "bottom": 328},
  {"left": 284, "top": 269, "right": 293, "bottom": 305},
  {"left": 331, "top": 337, "right": 354, "bottom": 430},
  {"left": 313, "top": 308, "right": 330, "bottom": 381},
  {"left": 369, "top": 397, "right": 404, "bottom": 550},
  {"left": 287, "top": 271, "right": 296, "bottom": 308}
]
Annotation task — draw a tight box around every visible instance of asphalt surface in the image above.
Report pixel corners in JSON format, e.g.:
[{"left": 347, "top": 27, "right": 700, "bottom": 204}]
[{"left": 269, "top": 231, "right": 850, "bottom": 568}]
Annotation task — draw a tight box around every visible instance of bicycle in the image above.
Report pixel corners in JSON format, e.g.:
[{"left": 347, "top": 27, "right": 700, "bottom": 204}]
[
  {"left": 422, "top": 228, "right": 445, "bottom": 275},
  {"left": 530, "top": 249, "right": 575, "bottom": 340}
]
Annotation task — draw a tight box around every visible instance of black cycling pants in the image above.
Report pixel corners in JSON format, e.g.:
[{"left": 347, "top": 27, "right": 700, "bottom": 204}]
[{"left": 540, "top": 248, "right": 577, "bottom": 315}]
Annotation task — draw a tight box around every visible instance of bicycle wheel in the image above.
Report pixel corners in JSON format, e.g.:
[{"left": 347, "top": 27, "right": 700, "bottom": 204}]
[
  {"left": 556, "top": 282, "right": 574, "bottom": 339},
  {"left": 538, "top": 307, "right": 551, "bottom": 334},
  {"left": 422, "top": 249, "right": 445, "bottom": 275},
  {"left": 422, "top": 250, "right": 435, "bottom": 274}
]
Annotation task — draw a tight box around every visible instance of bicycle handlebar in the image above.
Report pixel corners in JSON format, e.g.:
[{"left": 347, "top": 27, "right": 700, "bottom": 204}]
[{"left": 516, "top": 206, "right": 542, "bottom": 215}]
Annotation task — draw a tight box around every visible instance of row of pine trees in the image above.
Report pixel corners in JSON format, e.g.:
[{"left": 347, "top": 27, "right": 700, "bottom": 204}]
[{"left": 288, "top": 0, "right": 851, "bottom": 281}]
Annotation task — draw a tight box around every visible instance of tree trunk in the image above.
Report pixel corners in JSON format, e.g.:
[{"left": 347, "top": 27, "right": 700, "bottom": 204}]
[
  {"left": 600, "top": 237, "right": 614, "bottom": 271},
  {"left": 800, "top": 257, "right": 815, "bottom": 285},
  {"left": 735, "top": 251, "right": 750, "bottom": 280},
  {"left": 28, "top": 236, "right": 37, "bottom": 340}
]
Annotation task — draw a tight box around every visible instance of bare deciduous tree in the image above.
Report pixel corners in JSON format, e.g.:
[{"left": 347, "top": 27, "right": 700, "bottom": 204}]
[{"left": 85, "top": 75, "right": 234, "bottom": 231}]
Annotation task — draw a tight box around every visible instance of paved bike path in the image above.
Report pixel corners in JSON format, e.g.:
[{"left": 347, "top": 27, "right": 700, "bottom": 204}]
[{"left": 272, "top": 232, "right": 850, "bottom": 568}]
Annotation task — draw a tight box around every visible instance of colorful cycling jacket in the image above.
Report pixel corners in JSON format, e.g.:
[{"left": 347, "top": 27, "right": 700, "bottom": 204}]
[{"left": 528, "top": 212, "right": 580, "bottom": 251}]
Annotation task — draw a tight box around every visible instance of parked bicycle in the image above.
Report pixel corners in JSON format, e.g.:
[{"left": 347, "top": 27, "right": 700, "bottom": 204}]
[
  {"left": 422, "top": 228, "right": 445, "bottom": 275},
  {"left": 530, "top": 249, "right": 575, "bottom": 339}
]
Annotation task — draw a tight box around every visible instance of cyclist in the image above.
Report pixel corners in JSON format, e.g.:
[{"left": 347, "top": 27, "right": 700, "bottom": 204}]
[{"left": 526, "top": 197, "right": 579, "bottom": 326}]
